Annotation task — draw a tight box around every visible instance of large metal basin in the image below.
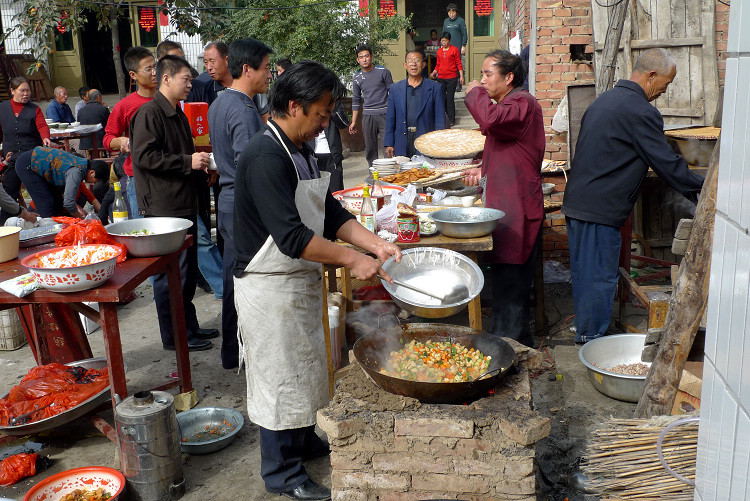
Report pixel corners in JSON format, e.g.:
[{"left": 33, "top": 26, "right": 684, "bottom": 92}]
[
  {"left": 381, "top": 248, "right": 483, "bottom": 318},
  {"left": 428, "top": 207, "right": 504, "bottom": 238},
  {"left": 578, "top": 334, "right": 650, "bottom": 403},
  {"left": 0, "top": 357, "right": 123, "bottom": 436},
  {"left": 106, "top": 217, "right": 192, "bottom": 257},
  {"left": 176, "top": 407, "right": 244, "bottom": 454}
]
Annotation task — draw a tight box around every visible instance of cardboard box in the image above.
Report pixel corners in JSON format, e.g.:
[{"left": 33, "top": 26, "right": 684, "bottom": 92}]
[
  {"left": 671, "top": 361, "right": 703, "bottom": 415},
  {"left": 79, "top": 301, "right": 101, "bottom": 335},
  {"left": 183, "top": 102, "right": 210, "bottom": 145}
]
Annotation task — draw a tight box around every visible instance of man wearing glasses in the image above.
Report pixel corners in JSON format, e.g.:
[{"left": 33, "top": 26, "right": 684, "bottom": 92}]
[{"left": 384, "top": 50, "right": 445, "bottom": 158}]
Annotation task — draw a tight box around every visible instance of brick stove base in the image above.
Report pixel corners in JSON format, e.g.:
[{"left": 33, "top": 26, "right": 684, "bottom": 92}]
[{"left": 317, "top": 339, "right": 551, "bottom": 501}]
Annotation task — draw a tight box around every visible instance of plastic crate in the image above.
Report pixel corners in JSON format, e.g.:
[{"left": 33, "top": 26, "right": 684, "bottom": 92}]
[{"left": 0, "top": 309, "right": 27, "bottom": 351}]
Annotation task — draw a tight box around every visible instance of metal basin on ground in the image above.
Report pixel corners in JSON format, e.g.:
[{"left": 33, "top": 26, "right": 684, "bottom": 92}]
[
  {"left": 578, "top": 334, "right": 650, "bottom": 403},
  {"left": 176, "top": 407, "right": 244, "bottom": 454},
  {"left": 381, "top": 248, "right": 483, "bottom": 318},
  {"left": 0, "top": 358, "right": 123, "bottom": 436},
  {"left": 353, "top": 323, "right": 516, "bottom": 404},
  {"left": 106, "top": 217, "right": 192, "bottom": 257},
  {"left": 428, "top": 207, "right": 504, "bottom": 238}
]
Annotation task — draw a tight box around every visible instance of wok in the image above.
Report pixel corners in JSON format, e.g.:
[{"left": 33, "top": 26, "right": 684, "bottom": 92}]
[{"left": 353, "top": 323, "right": 516, "bottom": 404}]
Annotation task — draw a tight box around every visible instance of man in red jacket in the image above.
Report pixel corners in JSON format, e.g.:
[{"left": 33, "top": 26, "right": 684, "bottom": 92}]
[
  {"left": 103, "top": 46, "right": 158, "bottom": 218},
  {"left": 462, "top": 49, "right": 545, "bottom": 347}
]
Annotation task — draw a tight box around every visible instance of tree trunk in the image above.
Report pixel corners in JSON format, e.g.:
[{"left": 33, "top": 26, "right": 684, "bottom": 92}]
[
  {"left": 634, "top": 139, "right": 719, "bottom": 417},
  {"left": 110, "top": 12, "right": 126, "bottom": 97},
  {"left": 595, "top": 0, "right": 629, "bottom": 95}
]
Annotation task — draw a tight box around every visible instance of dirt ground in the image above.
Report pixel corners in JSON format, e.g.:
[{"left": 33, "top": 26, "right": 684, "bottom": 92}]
[{"left": 0, "top": 277, "right": 652, "bottom": 501}]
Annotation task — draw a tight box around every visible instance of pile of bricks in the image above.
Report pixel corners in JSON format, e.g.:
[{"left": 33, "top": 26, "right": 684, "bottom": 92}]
[{"left": 317, "top": 341, "right": 551, "bottom": 501}]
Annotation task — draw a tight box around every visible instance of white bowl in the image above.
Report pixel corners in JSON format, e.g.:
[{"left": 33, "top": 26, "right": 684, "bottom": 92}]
[
  {"left": 461, "top": 196, "right": 477, "bottom": 207},
  {"left": 21, "top": 244, "right": 121, "bottom": 292},
  {"left": 430, "top": 157, "right": 475, "bottom": 169},
  {"left": 542, "top": 183, "right": 555, "bottom": 196}
]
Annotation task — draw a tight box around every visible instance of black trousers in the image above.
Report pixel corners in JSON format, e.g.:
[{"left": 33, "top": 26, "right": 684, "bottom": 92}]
[
  {"left": 149, "top": 213, "right": 200, "bottom": 345},
  {"left": 260, "top": 425, "right": 319, "bottom": 492},
  {"left": 1, "top": 155, "right": 23, "bottom": 223},
  {"left": 438, "top": 77, "right": 458, "bottom": 125},
  {"left": 217, "top": 210, "right": 238, "bottom": 369},
  {"left": 316, "top": 153, "right": 343, "bottom": 193},
  {"left": 489, "top": 229, "right": 542, "bottom": 347}
]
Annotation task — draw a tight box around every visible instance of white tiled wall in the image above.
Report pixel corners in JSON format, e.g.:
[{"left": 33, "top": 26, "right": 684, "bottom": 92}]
[{"left": 694, "top": 1, "right": 750, "bottom": 499}]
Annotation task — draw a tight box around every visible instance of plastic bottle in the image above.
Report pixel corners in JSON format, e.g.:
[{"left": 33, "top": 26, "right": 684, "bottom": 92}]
[
  {"left": 371, "top": 170, "right": 385, "bottom": 197},
  {"left": 360, "top": 185, "right": 376, "bottom": 232},
  {"left": 112, "top": 182, "right": 129, "bottom": 223}
]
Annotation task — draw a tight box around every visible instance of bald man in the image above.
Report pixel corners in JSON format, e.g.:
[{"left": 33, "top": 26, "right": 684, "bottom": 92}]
[
  {"left": 562, "top": 48, "right": 705, "bottom": 344},
  {"left": 46, "top": 86, "right": 75, "bottom": 123}
]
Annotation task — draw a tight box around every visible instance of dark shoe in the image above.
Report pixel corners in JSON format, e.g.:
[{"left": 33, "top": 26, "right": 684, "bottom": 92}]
[
  {"left": 192, "top": 327, "right": 220, "bottom": 339},
  {"left": 163, "top": 338, "right": 212, "bottom": 351},
  {"left": 269, "top": 479, "right": 331, "bottom": 501}
]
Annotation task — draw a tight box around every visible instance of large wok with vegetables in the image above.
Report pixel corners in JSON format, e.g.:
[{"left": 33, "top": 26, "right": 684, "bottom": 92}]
[{"left": 353, "top": 323, "right": 516, "bottom": 404}]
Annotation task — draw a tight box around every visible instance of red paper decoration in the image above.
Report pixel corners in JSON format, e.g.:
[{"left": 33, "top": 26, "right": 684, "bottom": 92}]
[
  {"left": 139, "top": 7, "right": 157, "bottom": 33},
  {"left": 378, "top": 0, "right": 396, "bottom": 18},
  {"left": 359, "top": 0, "right": 368, "bottom": 17},
  {"left": 474, "top": 0, "right": 493, "bottom": 17}
]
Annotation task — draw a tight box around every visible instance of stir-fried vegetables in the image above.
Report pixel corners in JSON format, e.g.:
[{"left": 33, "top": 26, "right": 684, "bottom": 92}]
[
  {"left": 126, "top": 229, "right": 152, "bottom": 235},
  {"left": 37, "top": 246, "right": 119, "bottom": 268},
  {"left": 380, "top": 340, "right": 491, "bottom": 383}
]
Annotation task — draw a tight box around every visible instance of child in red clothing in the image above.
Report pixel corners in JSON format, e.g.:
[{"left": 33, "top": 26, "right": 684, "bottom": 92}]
[{"left": 103, "top": 47, "right": 158, "bottom": 217}]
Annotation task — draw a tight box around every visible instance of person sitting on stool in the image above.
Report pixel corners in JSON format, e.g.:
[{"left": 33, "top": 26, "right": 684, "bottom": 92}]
[{"left": 15, "top": 146, "right": 110, "bottom": 218}]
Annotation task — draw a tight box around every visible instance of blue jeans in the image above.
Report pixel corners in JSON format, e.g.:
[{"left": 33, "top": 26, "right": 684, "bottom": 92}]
[
  {"left": 125, "top": 175, "right": 142, "bottom": 219},
  {"left": 566, "top": 217, "right": 622, "bottom": 343},
  {"left": 196, "top": 217, "right": 223, "bottom": 299}
]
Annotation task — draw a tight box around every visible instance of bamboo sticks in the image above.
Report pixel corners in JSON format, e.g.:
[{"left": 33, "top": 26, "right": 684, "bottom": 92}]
[{"left": 581, "top": 415, "right": 698, "bottom": 500}]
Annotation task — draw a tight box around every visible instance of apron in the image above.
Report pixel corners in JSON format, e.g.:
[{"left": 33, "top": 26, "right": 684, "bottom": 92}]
[{"left": 234, "top": 122, "right": 332, "bottom": 431}]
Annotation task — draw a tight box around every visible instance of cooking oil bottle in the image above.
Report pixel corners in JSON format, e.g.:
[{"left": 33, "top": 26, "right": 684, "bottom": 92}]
[{"left": 112, "top": 182, "right": 128, "bottom": 223}]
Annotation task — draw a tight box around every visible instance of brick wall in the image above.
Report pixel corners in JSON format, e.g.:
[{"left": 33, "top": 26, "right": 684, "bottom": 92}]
[{"left": 715, "top": 0, "right": 730, "bottom": 86}]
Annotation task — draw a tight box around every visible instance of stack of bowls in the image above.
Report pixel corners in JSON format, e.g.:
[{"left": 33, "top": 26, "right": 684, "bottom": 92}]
[{"left": 371, "top": 158, "right": 399, "bottom": 176}]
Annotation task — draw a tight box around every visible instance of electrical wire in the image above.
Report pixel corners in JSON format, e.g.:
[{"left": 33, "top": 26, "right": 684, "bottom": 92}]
[
  {"left": 594, "top": 0, "right": 627, "bottom": 7},
  {"left": 53, "top": 0, "right": 355, "bottom": 11},
  {"left": 717, "top": 0, "right": 730, "bottom": 5}
]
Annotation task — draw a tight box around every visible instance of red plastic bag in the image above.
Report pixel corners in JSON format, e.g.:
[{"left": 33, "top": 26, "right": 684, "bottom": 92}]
[
  {"left": 0, "top": 453, "right": 37, "bottom": 486},
  {"left": 353, "top": 284, "right": 392, "bottom": 301},
  {"left": 52, "top": 217, "right": 127, "bottom": 263}
]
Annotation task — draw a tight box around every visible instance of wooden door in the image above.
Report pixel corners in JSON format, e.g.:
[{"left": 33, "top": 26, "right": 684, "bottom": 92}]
[
  {"left": 49, "top": 29, "right": 84, "bottom": 90},
  {"left": 591, "top": 0, "right": 719, "bottom": 126},
  {"left": 467, "top": 0, "right": 506, "bottom": 81}
]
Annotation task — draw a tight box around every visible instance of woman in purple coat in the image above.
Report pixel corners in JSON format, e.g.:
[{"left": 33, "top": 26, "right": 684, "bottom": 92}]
[{"left": 463, "top": 50, "right": 545, "bottom": 347}]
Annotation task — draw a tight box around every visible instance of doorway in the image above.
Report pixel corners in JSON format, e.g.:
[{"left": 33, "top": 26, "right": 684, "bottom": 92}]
[{"left": 80, "top": 10, "right": 133, "bottom": 94}]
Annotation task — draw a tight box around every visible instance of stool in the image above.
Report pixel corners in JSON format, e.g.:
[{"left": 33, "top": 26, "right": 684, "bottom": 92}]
[{"left": 28, "top": 79, "right": 45, "bottom": 101}]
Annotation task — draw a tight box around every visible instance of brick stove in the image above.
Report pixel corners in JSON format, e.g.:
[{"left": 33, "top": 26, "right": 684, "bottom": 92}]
[{"left": 317, "top": 340, "right": 551, "bottom": 501}]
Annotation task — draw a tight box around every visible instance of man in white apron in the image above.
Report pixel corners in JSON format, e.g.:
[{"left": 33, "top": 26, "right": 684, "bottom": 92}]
[{"left": 233, "top": 61, "right": 401, "bottom": 501}]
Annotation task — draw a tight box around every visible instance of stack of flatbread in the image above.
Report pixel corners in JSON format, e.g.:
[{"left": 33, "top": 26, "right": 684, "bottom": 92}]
[{"left": 414, "top": 129, "right": 485, "bottom": 159}]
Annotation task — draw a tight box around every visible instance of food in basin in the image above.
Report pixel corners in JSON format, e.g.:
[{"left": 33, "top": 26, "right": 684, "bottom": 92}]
[{"left": 21, "top": 244, "right": 121, "bottom": 292}]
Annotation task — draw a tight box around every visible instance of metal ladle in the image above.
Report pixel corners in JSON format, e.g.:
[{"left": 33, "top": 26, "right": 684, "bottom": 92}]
[
  {"left": 391, "top": 279, "right": 470, "bottom": 304},
  {"left": 9, "top": 402, "right": 55, "bottom": 426}
]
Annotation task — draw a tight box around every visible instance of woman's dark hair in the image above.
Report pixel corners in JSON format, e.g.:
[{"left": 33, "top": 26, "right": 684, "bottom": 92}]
[
  {"left": 269, "top": 60, "right": 346, "bottom": 118},
  {"left": 446, "top": 3, "right": 458, "bottom": 12},
  {"left": 441, "top": 31, "right": 452, "bottom": 41},
  {"left": 486, "top": 49, "right": 527, "bottom": 88},
  {"left": 9, "top": 77, "right": 29, "bottom": 91},
  {"left": 228, "top": 38, "right": 274, "bottom": 79},
  {"left": 88, "top": 159, "right": 111, "bottom": 183}
]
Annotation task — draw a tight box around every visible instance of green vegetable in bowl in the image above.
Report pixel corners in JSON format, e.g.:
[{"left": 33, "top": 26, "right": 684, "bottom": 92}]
[{"left": 126, "top": 229, "right": 151, "bottom": 235}]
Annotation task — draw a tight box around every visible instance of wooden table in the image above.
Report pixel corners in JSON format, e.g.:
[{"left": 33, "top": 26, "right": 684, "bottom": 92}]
[
  {"left": 51, "top": 125, "right": 103, "bottom": 158},
  {"left": 0, "top": 238, "right": 194, "bottom": 417},
  {"left": 328, "top": 233, "right": 493, "bottom": 338}
]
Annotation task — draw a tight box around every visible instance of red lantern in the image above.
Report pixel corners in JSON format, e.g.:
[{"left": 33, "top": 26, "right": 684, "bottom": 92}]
[
  {"left": 378, "top": 0, "right": 396, "bottom": 18},
  {"left": 474, "top": 0, "right": 494, "bottom": 17},
  {"left": 139, "top": 7, "right": 157, "bottom": 33}
]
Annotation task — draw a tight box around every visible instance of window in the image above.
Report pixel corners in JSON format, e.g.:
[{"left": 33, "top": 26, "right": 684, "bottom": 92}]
[
  {"left": 138, "top": 7, "right": 159, "bottom": 47},
  {"left": 473, "top": 0, "right": 495, "bottom": 37},
  {"left": 54, "top": 30, "right": 74, "bottom": 52}
]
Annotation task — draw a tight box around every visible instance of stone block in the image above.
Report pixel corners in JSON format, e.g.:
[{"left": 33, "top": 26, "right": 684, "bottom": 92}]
[
  {"left": 380, "top": 492, "right": 458, "bottom": 501},
  {"left": 496, "top": 407, "right": 551, "bottom": 446},
  {"left": 671, "top": 238, "right": 689, "bottom": 256},
  {"left": 395, "top": 416, "right": 474, "bottom": 438},
  {"left": 330, "top": 450, "right": 373, "bottom": 469},
  {"left": 645, "top": 327, "right": 664, "bottom": 344},
  {"left": 411, "top": 473, "right": 491, "bottom": 493},
  {"left": 372, "top": 452, "right": 452, "bottom": 473},
  {"left": 494, "top": 475, "right": 536, "bottom": 495},
  {"left": 674, "top": 218, "right": 694, "bottom": 239},
  {"left": 331, "top": 471, "right": 410, "bottom": 491},
  {"left": 502, "top": 457, "right": 535, "bottom": 477},
  {"left": 318, "top": 409, "right": 366, "bottom": 439},
  {"left": 332, "top": 490, "right": 368, "bottom": 501},
  {"left": 452, "top": 458, "right": 504, "bottom": 476}
]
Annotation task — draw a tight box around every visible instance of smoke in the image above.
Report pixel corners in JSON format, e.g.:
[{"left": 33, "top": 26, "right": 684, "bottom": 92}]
[
  {"left": 345, "top": 301, "right": 402, "bottom": 341},
  {"left": 672, "top": 138, "right": 716, "bottom": 167}
]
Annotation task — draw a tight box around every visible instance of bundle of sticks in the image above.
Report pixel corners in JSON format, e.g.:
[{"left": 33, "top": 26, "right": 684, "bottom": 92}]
[{"left": 581, "top": 414, "right": 698, "bottom": 500}]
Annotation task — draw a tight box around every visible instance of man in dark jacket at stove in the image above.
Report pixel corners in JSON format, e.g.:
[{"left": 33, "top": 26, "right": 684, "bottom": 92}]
[
  {"left": 562, "top": 48, "right": 704, "bottom": 344},
  {"left": 130, "top": 54, "right": 219, "bottom": 352}
]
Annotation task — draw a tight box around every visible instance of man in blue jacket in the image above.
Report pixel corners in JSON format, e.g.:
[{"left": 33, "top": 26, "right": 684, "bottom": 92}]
[
  {"left": 562, "top": 48, "right": 704, "bottom": 344},
  {"left": 385, "top": 51, "right": 446, "bottom": 158},
  {"left": 46, "top": 87, "right": 75, "bottom": 123}
]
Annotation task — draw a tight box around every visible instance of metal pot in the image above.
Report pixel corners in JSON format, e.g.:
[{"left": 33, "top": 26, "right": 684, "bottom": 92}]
[
  {"left": 428, "top": 207, "right": 505, "bottom": 238},
  {"left": 578, "top": 334, "right": 649, "bottom": 402},
  {"left": 106, "top": 218, "right": 192, "bottom": 257},
  {"left": 353, "top": 323, "right": 516, "bottom": 404}
]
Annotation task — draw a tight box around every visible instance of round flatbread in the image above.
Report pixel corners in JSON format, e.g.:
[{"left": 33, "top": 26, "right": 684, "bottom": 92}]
[{"left": 414, "top": 129, "right": 486, "bottom": 159}]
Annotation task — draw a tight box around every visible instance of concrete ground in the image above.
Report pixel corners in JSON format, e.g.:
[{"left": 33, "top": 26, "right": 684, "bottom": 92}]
[{"left": 0, "top": 94, "right": 649, "bottom": 501}]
